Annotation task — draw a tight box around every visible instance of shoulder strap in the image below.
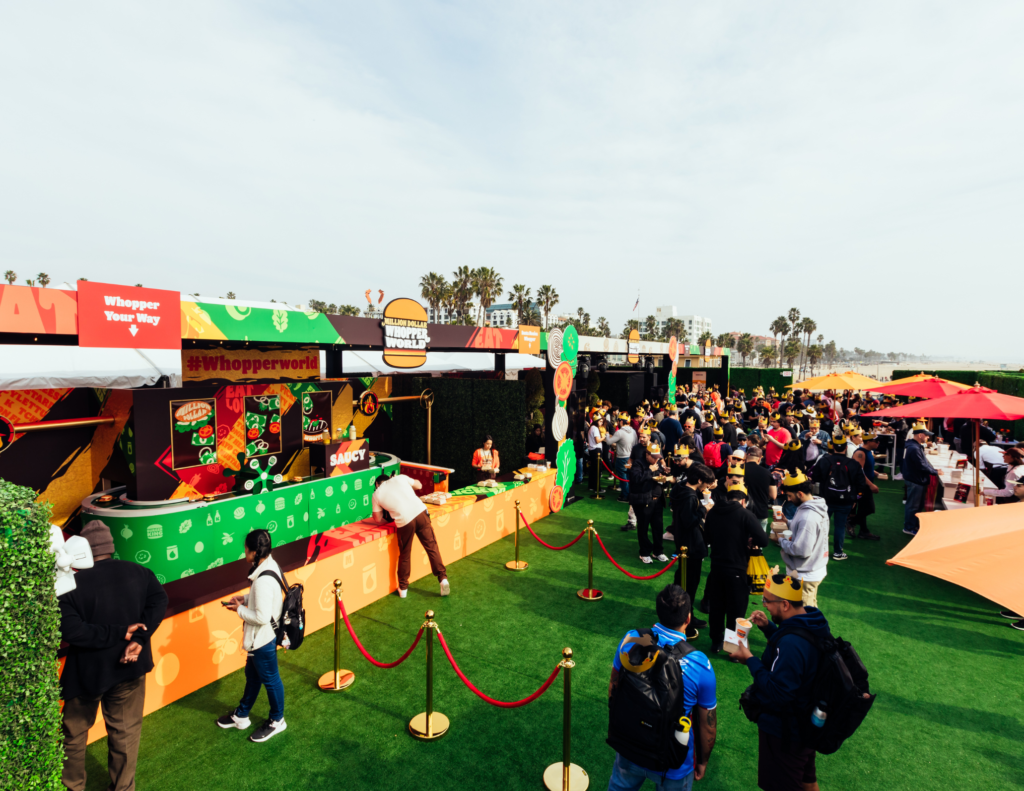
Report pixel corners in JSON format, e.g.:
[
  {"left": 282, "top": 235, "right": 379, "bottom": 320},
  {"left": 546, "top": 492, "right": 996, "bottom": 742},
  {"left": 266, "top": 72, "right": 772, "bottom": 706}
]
[
  {"left": 257, "top": 569, "right": 288, "bottom": 594},
  {"left": 779, "top": 626, "right": 833, "bottom": 654}
]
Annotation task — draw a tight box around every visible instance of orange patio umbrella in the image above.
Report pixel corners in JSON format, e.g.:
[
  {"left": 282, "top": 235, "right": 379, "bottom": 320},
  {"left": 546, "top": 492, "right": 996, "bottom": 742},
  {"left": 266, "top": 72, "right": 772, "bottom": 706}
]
[
  {"left": 787, "top": 371, "right": 885, "bottom": 391},
  {"left": 888, "top": 503, "right": 1024, "bottom": 618}
]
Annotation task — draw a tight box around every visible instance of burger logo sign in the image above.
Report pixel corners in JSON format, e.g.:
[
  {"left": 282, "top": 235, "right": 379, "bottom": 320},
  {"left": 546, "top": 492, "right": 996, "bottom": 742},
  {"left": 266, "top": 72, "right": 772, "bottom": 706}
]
[{"left": 381, "top": 298, "right": 430, "bottom": 369}]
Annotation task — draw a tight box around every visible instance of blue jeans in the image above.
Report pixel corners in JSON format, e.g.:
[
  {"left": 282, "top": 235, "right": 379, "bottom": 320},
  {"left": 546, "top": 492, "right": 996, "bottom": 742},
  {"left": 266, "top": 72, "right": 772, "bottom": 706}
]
[
  {"left": 608, "top": 754, "right": 694, "bottom": 791},
  {"left": 904, "top": 481, "right": 926, "bottom": 533},
  {"left": 827, "top": 502, "right": 853, "bottom": 555},
  {"left": 236, "top": 640, "right": 284, "bottom": 722},
  {"left": 615, "top": 457, "right": 630, "bottom": 498},
  {"left": 576, "top": 457, "right": 584, "bottom": 484}
]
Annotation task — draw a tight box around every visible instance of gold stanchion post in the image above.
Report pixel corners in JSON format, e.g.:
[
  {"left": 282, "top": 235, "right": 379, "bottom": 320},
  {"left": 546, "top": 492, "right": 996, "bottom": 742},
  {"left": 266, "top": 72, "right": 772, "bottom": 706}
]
[
  {"left": 591, "top": 454, "right": 603, "bottom": 500},
  {"left": 576, "top": 521, "right": 602, "bottom": 600},
  {"left": 505, "top": 499, "right": 528, "bottom": 571},
  {"left": 543, "top": 648, "right": 589, "bottom": 791},
  {"left": 318, "top": 580, "right": 355, "bottom": 691},
  {"left": 408, "top": 610, "right": 449, "bottom": 740},
  {"left": 678, "top": 546, "right": 688, "bottom": 592}
]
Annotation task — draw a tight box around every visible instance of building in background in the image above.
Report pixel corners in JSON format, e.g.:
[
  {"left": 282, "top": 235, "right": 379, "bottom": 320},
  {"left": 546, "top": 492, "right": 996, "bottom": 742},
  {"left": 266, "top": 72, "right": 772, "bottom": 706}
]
[
  {"left": 653, "top": 307, "right": 713, "bottom": 340},
  {"left": 483, "top": 302, "right": 542, "bottom": 328},
  {"left": 727, "top": 332, "right": 777, "bottom": 349}
]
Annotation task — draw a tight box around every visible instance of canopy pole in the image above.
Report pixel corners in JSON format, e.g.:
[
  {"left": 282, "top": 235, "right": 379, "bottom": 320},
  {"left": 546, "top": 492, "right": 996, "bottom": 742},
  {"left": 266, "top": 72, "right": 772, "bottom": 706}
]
[{"left": 975, "top": 418, "right": 981, "bottom": 508}]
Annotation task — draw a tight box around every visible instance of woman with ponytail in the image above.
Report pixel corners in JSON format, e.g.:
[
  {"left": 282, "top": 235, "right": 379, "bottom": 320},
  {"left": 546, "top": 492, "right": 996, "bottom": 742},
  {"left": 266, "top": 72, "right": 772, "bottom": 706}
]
[{"left": 216, "top": 529, "right": 287, "bottom": 742}]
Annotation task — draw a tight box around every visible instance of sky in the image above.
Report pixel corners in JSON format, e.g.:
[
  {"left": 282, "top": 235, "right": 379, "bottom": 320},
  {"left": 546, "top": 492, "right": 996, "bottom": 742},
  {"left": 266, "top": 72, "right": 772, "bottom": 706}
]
[{"left": 2, "top": 2, "right": 1022, "bottom": 360}]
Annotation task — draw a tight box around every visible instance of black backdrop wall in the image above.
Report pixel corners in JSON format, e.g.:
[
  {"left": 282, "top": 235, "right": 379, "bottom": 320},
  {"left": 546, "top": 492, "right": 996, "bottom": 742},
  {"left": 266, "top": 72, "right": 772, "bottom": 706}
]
[{"left": 392, "top": 377, "right": 527, "bottom": 489}]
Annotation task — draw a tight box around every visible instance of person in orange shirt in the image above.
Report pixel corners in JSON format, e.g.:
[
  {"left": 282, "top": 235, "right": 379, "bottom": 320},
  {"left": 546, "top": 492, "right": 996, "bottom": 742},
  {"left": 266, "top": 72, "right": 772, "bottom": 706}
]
[{"left": 472, "top": 435, "right": 501, "bottom": 482}]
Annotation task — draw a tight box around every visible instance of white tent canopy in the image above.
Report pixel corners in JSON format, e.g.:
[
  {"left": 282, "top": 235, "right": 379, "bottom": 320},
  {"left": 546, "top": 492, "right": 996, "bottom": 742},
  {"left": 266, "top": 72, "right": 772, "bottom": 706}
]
[
  {"left": 0, "top": 346, "right": 183, "bottom": 390},
  {"left": 335, "top": 351, "right": 545, "bottom": 376}
]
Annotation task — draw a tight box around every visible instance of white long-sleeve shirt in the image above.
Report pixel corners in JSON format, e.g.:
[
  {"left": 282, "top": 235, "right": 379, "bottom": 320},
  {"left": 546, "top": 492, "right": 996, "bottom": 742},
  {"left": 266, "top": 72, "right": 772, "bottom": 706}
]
[{"left": 238, "top": 555, "right": 284, "bottom": 652}]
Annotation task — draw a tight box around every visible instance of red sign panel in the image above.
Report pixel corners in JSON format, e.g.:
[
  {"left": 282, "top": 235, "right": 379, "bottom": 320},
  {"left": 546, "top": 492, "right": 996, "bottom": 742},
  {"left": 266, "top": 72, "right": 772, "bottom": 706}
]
[{"left": 77, "top": 281, "right": 180, "bottom": 349}]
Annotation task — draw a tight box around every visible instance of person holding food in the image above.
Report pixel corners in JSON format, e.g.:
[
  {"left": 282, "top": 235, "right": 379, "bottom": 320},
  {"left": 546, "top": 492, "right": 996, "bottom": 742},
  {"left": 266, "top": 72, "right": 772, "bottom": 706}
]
[{"left": 471, "top": 435, "right": 500, "bottom": 482}]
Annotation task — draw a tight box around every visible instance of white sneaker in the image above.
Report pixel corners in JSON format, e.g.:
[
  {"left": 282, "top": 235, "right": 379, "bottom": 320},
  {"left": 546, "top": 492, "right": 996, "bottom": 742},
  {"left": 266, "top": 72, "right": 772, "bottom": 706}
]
[
  {"left": 397, "top": 588, "right": 408, "bottom": 598},
  {"left": 639, "top": 555, "right": 653, "bottom": 564},
  {"left": 894, "top": 473, "right": 903, "bottom": 481},
  {"left": 249, "top": 718, "right": 287, "bottom": 743},
  {"left": 440, "top": 579, "right": 450, "bottom": 596},
  {"left": 655, "top": 554, "right": 669, "bottom": 562}
]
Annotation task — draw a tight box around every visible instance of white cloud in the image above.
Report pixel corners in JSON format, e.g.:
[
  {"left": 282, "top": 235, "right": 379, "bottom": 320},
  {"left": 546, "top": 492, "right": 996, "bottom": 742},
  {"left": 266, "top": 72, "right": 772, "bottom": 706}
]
[{"left": 1, "top": 1, "right": 1021, "bottom": 358}]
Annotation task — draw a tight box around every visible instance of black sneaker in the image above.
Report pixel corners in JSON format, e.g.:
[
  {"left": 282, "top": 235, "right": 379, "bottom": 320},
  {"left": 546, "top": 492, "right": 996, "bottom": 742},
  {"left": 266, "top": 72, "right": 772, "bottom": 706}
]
[
  {"left": 249, "top": 718, "right": 287, "bottom": 743},
  {"left": 1011, "top": 620, "right": 1024, "bottom": 632},
  {"left": 858, "top": 531, "right": 881, "bottom": 541},
  {"left": 621, "top": 523, "right": 636, "bottom": 531},
  {"left": 690, "top": 617, "right": 707, "bottom": 629},
  {"left": 832, "top": 552, "right": 849, "bottom": 561},
  {"left": 710, "top": 641, "right": 723, "bottom": 654},
  {"left": 216, "top": 711, "right": 250, "bottom": 729},
  {"left": 1000, "top": 610, "right": 1021, "bottom": 619}
]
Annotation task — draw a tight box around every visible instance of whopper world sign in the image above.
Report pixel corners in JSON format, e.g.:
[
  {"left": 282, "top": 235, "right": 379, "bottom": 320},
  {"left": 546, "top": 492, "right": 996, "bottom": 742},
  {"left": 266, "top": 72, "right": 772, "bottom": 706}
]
[{"left": 77, "top": 281, "right": 181, "bottom": 349}]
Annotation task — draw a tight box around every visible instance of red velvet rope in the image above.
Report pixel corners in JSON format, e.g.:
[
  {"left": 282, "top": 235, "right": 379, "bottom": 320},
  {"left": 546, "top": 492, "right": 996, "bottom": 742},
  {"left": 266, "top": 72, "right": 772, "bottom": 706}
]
[
  {"left": 338, "top": 597, "right": 424, "bottom": 668},
  {"left": 593, "top": 532, "right": 679, "bottom": 580},
  {"left": 600, "top": 457, "right": 629, "bottom": 482},
  {"left": 436, "top": 630, "right": 562, "bottom": 708},
  {"left": 521, "top": 513, "right": 587, "bottom": 551}
]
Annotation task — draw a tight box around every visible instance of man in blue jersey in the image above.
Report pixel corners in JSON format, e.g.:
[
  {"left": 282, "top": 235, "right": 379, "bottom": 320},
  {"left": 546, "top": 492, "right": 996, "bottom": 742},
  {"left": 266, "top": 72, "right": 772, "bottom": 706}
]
[{"left": 607, "top": 585, "right": 718, "bottom": 790}]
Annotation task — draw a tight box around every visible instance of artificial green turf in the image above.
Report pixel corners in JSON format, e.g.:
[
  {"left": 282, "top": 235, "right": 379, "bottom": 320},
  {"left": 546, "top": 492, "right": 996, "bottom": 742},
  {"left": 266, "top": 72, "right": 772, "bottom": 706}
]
[{"left": 83, "top": 478, "right": 1024, "bottom": 790}]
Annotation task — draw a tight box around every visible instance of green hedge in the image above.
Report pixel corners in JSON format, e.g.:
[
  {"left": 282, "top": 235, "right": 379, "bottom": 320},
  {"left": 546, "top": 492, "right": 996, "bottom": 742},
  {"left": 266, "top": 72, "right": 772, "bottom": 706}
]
[
  {"left": 891, "top": 369, "right": 1024, "bottom": 440},
  {"left": 0, "top": 480, "right": 62, "bottom": 790},
  {"left": 728, "top": 367, "right": 797, "bottom": 395}
]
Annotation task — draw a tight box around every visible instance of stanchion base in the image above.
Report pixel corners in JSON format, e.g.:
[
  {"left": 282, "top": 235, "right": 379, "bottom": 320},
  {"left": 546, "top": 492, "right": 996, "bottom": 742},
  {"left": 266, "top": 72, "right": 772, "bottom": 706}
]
[
  {"left": 542, "top": 762, "right": 589, "bottom": 791},
  {"left": 576, "top": 588, "right": 603, "bottom": 601},
  {"left": 590, "top": 493, "right": 603, "bottom": 500},
  {"left": 504, "top": 560, "right": 529, "bottom": 571},
  {"left": 408, "top": 712, "right": 450, "bottom": 741},
  {"left": 317, "top": 669, "right": 355, "bottom": 692}
]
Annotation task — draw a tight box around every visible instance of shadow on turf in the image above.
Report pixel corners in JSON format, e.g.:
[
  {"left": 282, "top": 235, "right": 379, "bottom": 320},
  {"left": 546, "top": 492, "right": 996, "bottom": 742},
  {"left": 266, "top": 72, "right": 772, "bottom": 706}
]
[{"left": 881, "top": 692, "right": 1024, "bottom": 742}]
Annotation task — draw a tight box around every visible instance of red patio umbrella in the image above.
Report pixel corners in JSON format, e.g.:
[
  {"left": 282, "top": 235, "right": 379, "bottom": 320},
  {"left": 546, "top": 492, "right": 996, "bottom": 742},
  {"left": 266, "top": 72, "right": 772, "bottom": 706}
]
[
  {"left": 863, "top": 387, "right": 1024, "bottom": 506},
  {"left": 869, "top": 377, "right": 971, "bottom": 399}
]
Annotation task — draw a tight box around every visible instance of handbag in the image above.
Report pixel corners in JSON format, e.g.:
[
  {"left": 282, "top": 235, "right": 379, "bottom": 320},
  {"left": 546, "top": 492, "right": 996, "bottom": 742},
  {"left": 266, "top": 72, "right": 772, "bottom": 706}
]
[{"left": 746, "top": 549, "right": 770, "bottom": 594}]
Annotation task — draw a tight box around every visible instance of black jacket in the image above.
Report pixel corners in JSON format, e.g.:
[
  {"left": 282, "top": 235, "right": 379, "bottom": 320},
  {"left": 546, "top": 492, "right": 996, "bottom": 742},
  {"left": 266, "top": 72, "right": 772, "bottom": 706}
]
[
  {"left": 901, "top": 439, "right": 938, "bottom": 487},
  {"left": 59, "top": 558, "right": 168, "bottom": 700},
  {"left": 669, "top": 485, "right": 707, "bottom": 559},
  {"left": 704, "top": 500, "right": 769, "bottom": 572}
]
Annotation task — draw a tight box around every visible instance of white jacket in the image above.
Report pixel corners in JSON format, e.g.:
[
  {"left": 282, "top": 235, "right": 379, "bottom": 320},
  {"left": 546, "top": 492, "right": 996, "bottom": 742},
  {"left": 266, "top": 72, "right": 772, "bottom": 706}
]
[
  {"left": 778, "top": 496, "right": 830, "bottom": 581},
  {"left": 238, "top": 555, "right": 284, "bottom": 652}
]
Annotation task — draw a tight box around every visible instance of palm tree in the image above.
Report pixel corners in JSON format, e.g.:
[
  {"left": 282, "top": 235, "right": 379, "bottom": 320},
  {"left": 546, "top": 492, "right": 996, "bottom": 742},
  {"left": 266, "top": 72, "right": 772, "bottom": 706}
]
[
  {"left": 620, "top": 319, "right": 641, "bottom": 339},
  {"left": 25, "top": 279, "right": 35, "bottom": 287},
  {"left": 664, "top": 318, "right": 686, "bottom": 344},
  {"left": 769, "top": 316, "right": 789, "bottom": 368},
  {"left": 522, "top": 305, "right": 542, "bottom": 327},
  {"left": 451, "top": 266, "right": 474, "bottom": 323},
  {"left": 597, "top": 317, "right": 611, "bottom": 337},
  {"left": 36, "top": 273, "right": 51, "bottom": 288},
  {"left": 784, "top": 338, "right": 801, "bottom": 368},
  {"left": 644, "top": 314, "right": 657, "bottom": 338},
  {"left": 758, "top": 345, "right": 775, "bottom": 367},
  {"left": 473, "top": 267, "right": 503, "bottom": 326},
  {"left": 698, "top": 330, "right": 713, "bottom": 347},
  {"left": 508, "top": 284, "right": 532, "bottom": 325},
  {"left": 737, "top": 333, "right": 755, "bottom": 367},
  {"left": 714, "top": 333, "right": 732, "bottom": 349},
  {"left": 807, "top": 345, "right": 823, "bottom": 374},
  {"left": 225, "top": 291, "right": 236, "bottom": 299},
  {"left": 338, "top": 305, "right": 361, "bottom": 316},
  {"left": 419, "top": 272, "right": 447, "bottom": 321},
  {"left": 536, "top": 284, "right": 559, "bottom": 330},
  {"left": 799, "top": 317, "right": 817, "bottom": 377},
  {"left": 3, "top": 270, "right": 15, "bottom": 285},
  {"left": 440, "top": 282, "right": 458, "bottom": 323}
]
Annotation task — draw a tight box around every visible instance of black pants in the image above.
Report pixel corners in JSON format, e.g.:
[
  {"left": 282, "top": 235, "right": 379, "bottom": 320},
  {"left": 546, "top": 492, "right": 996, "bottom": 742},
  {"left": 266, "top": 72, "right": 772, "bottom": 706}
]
[
  {"left": 589, "top": 448, "right": 601, "bottom": 490},
  {"left": 635, "top": 501, "right": 664, "bottom": 557},
  {"left": 850, "top": 491, "right": 876, "bottom": 534},
  {"left": 707, "top": 567, "right": 750, "bottom": 645}
]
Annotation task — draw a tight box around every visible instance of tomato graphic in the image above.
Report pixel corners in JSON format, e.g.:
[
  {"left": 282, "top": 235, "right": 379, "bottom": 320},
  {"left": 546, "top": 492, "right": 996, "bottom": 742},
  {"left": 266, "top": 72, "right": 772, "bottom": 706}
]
[
  {"left": 268, "top": 422, "right": 281, "bottom": 434},
  {"left": 247, "top": 428, "right": 259, "bottom": 440},
  {"left": 198, "top": 425, "right": 214, "bottom": 439}
]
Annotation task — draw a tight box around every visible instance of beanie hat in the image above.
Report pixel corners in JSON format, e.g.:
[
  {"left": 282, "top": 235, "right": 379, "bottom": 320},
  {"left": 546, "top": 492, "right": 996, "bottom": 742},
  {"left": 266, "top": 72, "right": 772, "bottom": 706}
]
[{"left": 80, "top": 520, "right": 115, "bottom": 556}]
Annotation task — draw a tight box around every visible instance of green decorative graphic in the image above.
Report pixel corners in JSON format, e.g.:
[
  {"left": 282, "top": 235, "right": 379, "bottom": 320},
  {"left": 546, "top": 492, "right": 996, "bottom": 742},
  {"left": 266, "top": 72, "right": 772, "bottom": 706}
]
[
  {"left": 668, "top": 369, "right": 677, "bottom": 405},
  {"left": 562, "top": 326, "right": 579, "bottom": 376},
  {"left": 117, "top": 424, "right": 136, "bottom": 476},
  {"left": 101, "top": 459, "right": 399, "bottom": 584},
  {"left": 447, "top": 480, "right": 524, "bottom": 498},
  {"left": 555, "top": 441, "right": 575, "bottom": 492},
  {"left": 193, "top": 302, "right": 342, "bottom": 345},
  {"left": 224, "top": 453, "right": 284, "bottom": 496}
]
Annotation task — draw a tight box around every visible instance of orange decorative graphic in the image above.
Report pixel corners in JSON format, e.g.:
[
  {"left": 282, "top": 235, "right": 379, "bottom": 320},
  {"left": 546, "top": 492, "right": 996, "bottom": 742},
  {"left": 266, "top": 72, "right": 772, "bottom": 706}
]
[{"left": 553, "top": 362, "right": 574, "bottom": 401}]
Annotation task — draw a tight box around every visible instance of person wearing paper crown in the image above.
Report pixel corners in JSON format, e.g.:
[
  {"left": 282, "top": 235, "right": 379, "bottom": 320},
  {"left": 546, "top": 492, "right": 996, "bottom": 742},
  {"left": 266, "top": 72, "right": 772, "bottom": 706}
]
[
  {"left": 628, "top": 440, "right": 671, "bottom": 564},
  {"left": 703, "top": 479, "right": 769, "bottom": 653},
  {"left": 770, "top": 469, "right": 830, "bottom": 607},
  {"left": 729, "top": 574, "right": 833, "bottom": 791},
  {"left": 810, "top": 433, "right": 867, "bottom": 562},
  {"left": 778, "top": 438, "right": 806, "bottom": 476}
]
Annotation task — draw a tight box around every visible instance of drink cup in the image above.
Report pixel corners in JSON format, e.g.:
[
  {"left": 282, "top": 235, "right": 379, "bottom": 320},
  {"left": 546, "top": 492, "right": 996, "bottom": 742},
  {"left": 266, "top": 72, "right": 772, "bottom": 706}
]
[
  {"left": 735, "top": 618, "right": 752, "bottom": 643},
  {"left": 772, "top": 505, "right": 783, "bottom": 521},
  {"left": 782, "top": 530, "right": 792, "bottom": 540}
]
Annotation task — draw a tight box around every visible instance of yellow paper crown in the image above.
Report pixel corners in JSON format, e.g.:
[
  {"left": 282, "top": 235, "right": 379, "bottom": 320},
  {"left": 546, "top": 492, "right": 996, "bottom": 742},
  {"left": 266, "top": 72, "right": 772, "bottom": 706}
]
[
  {"left": 765, "top": 574, "right": 804, "bottom": 602},
  {"left": 727, "top": 462, "right": 745, "bottom": 476},
  {"left": 674, "top": 445, "right": 690, "bottom": 457},
  {"left": 770, "top": 412, "right": 781, "bottom": 421},
  {"left": 912, "top": 420, "right": 928, "bottom": 431},
  {"left": 727, "top": 481, "right": 748, "bottom": 495},
  {"left": 862, "top": 432, "right": 878, "bottom": 441},
  {"left": 758, "top": 416, "right": 768, "bottom": 425},
  {"left": 713, "top": 426, "right": 724, "bottom": 436},
  {"left": 782, "top": 469, "right": 809, "bottom": 487},
  {"left": 640, "top": 426, "right": 652, "bottom": 436},
  {"left": 647, "top": 442, "right": 662, "bottom": 455},
  {"left": 785, "top": 439, "right": 802, "bottom": 451},
  {"left": 684, "top": 418, "right": 696, "bottom": 428}
]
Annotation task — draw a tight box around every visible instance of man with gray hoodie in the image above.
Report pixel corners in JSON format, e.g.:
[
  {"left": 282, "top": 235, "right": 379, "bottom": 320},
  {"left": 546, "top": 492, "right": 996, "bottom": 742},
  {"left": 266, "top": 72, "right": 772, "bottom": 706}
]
[{"left": 770, "top": 469, "right": 829, "bottom": 607}]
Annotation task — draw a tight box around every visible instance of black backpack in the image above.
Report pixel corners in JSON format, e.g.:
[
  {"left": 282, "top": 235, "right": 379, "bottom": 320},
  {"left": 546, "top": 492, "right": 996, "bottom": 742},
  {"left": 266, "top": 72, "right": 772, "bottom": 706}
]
[
  {"left": 258, "top": 570, "right": 306, "bottom": 651},
  {"left": 785, "top": 627, "right": 875, "bottom": 754},
  {"left": 607, "top": 629, "right": 700, "bottom": 772},
  {"left": 820, "top": 454, "right": 855, "bottom": 503}
]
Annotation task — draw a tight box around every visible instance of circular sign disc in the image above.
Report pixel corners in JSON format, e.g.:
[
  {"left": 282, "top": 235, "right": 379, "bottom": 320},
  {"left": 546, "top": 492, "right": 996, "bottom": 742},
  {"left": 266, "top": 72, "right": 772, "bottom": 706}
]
[
  {"left": 549, "top": 485, "right": 564, "bottom": 513},
  {"left": 561, "top": 326, "right": 578, "bottom": 362},
  {"left": 553, "top": 361, "right": 574, "bottom": 401},
  {"left": 359, "top": 391, "right": 380, "bottom": 417}
]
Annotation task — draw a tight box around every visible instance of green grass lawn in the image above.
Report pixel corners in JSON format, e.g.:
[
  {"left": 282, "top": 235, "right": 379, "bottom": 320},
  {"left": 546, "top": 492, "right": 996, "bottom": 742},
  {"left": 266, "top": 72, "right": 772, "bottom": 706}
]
[{"left": 84, "top": 478, "right": 1024, "bottom": 790}]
